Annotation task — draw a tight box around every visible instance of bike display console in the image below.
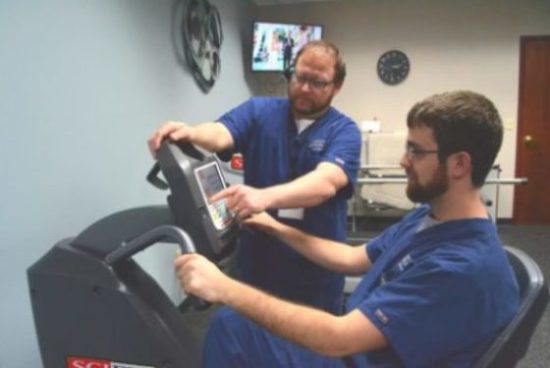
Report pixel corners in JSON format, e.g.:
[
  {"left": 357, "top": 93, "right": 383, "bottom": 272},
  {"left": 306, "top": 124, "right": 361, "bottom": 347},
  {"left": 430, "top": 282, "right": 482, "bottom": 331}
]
[{"left": 149, "top": 141, "right": 238, "bottom": 259}]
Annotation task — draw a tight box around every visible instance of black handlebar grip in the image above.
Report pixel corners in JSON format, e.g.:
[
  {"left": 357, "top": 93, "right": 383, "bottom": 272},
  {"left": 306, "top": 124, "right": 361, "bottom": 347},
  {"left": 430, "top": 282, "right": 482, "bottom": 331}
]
[
  {"left": 146, "top": 163, "right": 170, "bottom": 190},
  {"left": 105, "top": 225, "right": 211, "bottom": 309}
]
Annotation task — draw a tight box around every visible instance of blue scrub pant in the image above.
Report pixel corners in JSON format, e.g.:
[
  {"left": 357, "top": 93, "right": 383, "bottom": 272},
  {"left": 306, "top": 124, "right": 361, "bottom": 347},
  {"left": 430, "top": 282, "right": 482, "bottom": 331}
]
[{"left": 202, "top": 307, "right": 346, "bottom": 368}]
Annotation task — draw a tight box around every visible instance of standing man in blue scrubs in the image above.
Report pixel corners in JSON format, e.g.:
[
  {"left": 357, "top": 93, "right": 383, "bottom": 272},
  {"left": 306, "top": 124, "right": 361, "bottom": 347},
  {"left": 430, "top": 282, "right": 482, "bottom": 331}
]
[
  {"left": 149, "top": 40, "right": 361, "bottom": 313},
  {"left": 175, "top": 91, "right": 519, "bottom": 367}
]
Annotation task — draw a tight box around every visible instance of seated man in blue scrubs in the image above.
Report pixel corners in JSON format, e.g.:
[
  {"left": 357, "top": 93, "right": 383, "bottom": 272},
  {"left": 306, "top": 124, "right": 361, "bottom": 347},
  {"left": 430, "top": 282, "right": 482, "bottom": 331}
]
[
  {"left": 175, "top": 90, "right": 520, "bottom": 367},
  {"left": 149, "top": 40, "right": 361, "bottom": 313}
]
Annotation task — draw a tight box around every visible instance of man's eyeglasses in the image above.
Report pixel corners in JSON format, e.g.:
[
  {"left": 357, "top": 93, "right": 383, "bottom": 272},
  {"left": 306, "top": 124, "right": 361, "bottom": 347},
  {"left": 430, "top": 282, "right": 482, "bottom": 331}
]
[
  {"left": 405, "top": 145, "right": 439, "bottom": 161},
  {"left": 290, "top": 72, "right": 334, "bottom": 91}
]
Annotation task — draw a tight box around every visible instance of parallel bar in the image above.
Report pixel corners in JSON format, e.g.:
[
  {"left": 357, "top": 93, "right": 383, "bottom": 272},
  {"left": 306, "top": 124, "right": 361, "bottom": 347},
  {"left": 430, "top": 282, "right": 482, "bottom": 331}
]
[{"left": 357, "top": 178, "right": 528, "bottom": 185}]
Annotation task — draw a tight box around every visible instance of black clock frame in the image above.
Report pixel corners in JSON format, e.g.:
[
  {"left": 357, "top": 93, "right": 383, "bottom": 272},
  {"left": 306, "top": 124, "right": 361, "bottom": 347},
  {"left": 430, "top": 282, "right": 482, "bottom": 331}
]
[{"left": 377, "top": 50, "right": 410, "bottom": 85}]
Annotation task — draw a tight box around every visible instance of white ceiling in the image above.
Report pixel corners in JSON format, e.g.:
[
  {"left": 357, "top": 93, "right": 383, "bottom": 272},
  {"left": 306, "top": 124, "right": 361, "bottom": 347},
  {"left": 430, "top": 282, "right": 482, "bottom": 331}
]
[{"left": 252, "top": 0, "right": 343, "bottom": 6}]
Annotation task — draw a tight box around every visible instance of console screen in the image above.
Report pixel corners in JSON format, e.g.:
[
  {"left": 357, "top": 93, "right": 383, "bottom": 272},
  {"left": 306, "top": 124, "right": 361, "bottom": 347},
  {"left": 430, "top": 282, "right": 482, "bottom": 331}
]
[
  {"left": 194, "top": 162, "right": 234, "bottom": 230},
  {"left": 196, "top": 162, "right": 225, "bottom": 198}
]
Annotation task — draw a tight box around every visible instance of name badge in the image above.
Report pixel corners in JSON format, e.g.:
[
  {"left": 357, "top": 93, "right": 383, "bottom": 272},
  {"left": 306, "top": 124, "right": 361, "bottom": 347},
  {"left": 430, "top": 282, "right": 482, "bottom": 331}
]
[{"left": 278, "top": 208, "right": 304, "bottom": 220}]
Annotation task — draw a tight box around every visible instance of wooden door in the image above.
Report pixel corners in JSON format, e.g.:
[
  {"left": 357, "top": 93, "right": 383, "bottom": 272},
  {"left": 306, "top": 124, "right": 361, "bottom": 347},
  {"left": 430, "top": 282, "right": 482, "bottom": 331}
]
[{"left": 514, "top": 36, "right": 550, "bottom": 224}]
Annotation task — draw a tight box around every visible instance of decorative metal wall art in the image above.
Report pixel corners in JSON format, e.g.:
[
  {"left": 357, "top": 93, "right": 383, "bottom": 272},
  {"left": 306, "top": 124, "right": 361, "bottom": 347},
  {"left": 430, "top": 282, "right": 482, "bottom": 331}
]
[{"left": 181, "top": 0, "right": 223, "bottom": 93}]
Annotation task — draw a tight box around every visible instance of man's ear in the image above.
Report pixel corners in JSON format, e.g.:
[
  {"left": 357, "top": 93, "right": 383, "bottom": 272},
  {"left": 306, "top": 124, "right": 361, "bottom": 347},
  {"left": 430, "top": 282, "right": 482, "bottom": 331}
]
[
  {"left": 448, "top": 151, "right": 472, "bottom": 180},
  {"left": 283, "top": 65, "right": 294, "bottom": 81},
  {"left": 333, "top": 83, "right": 343, "bottom": 96}
]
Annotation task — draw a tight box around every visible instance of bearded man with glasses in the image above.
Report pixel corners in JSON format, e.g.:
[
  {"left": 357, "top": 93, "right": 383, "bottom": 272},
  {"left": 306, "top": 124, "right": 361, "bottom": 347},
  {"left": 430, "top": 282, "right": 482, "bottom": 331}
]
[{"left": 149, "top": 40, "right": 361, "bottom": 315}]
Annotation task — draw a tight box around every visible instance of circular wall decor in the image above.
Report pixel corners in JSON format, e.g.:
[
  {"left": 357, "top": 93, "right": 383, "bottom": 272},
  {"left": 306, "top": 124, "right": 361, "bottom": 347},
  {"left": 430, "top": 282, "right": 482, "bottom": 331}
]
[
  {"left": 377, "top": 50, "right": 410, "bottom": 85},
  {"left": 181, "top": 0, "right": 223, "bottom": 93}
]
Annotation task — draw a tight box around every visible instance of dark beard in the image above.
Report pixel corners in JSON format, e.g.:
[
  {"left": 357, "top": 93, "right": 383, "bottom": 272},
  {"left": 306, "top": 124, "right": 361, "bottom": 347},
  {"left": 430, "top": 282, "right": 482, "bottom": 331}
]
[
  {"left": 291, "top": 98, "right": 331, "bottom": 119},
  {"left": 288, "top": 87, "right": 334, "bottom": 119},
  {"left": 406, "top": 165, "right": 449, "bottom": 203}
]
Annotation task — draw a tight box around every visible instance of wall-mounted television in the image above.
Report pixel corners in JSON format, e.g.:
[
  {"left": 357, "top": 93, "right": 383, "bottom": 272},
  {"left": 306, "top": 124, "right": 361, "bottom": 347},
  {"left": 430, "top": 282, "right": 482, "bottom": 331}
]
[{"left": 251, "top": 21, "right": 324, "bottom": 72}]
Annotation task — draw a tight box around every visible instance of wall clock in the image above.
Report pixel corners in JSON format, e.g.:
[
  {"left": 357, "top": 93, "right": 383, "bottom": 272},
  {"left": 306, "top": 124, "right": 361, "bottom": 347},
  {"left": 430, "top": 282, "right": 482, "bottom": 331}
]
[{"left": 377, "top": 50, "right": 410, "bottom": 85}]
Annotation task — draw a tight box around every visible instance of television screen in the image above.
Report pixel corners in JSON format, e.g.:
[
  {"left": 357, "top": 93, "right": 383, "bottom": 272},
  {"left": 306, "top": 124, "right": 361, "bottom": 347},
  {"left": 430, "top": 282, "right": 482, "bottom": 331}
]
[{"left": 251, "top": 21, "right": 324, "bottom": 72}]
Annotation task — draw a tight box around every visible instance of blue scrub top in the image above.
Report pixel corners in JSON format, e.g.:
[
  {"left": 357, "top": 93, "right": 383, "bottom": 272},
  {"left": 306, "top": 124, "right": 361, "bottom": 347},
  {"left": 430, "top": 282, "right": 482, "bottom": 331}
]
[
  {"left": 219, "top": 97, "right": 361, "bottom": 311},
  {"left": 346, "top": 206, "right": 520, "bottom": 367},
  {"left": 202, "top": 206, "right": 520, "bottom": 368}
]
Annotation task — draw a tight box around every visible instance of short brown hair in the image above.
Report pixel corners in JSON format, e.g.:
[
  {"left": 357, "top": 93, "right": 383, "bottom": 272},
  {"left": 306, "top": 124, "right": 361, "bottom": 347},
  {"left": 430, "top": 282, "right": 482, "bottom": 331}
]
[
  {"left": 407, "top": 91, "right": 503, "bottom": 187},
  {"left": 294, "top": 40, "right": 346, "bottom": 87}
]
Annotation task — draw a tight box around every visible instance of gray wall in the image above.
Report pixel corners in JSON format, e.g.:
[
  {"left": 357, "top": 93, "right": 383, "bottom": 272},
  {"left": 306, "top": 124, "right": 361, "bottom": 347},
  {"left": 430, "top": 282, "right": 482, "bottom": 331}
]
[{"left": 0, "top": 0, "right": 254, "bottom": 366}]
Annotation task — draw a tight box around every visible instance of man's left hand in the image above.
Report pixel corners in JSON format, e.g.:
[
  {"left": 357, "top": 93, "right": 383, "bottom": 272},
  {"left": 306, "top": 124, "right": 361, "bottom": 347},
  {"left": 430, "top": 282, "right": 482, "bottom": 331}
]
[{"left": 210, "top": 184, "right": 271, "bottom": 219}]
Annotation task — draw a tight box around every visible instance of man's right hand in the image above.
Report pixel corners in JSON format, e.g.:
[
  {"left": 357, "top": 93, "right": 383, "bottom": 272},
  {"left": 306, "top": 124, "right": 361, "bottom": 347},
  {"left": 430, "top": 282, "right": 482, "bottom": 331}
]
[{"left": 148, "top": 121, "right": 195, "bottom": 157}]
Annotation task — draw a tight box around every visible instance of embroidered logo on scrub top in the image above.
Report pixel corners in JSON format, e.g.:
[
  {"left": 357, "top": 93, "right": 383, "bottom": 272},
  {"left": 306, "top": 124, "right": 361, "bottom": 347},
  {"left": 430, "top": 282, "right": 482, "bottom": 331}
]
[
  {"left": 308, "top": 139, "right": 325, "bottom": 152},
  {"left": 381, "top": 254, "right": 414, "bottom": 285},
  {"left": 374, "top": 308, "right": 390, "bottom": 325}
]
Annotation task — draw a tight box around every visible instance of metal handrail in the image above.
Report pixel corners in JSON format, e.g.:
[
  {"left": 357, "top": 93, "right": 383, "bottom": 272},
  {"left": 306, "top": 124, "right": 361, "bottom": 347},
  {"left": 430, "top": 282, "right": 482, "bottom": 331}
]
[{"left": 357, "top": 177, "right": 528, "bottom": 185}]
